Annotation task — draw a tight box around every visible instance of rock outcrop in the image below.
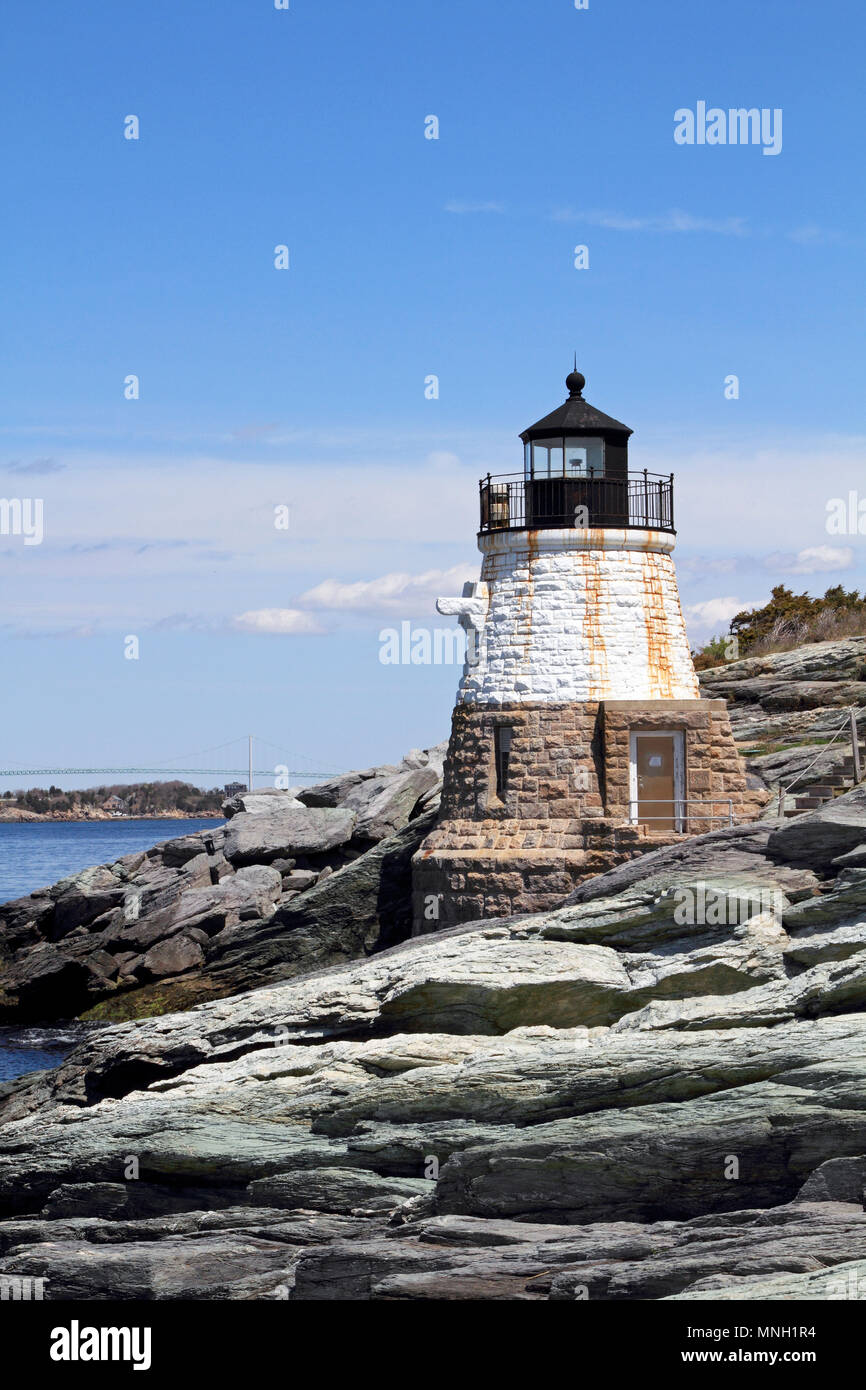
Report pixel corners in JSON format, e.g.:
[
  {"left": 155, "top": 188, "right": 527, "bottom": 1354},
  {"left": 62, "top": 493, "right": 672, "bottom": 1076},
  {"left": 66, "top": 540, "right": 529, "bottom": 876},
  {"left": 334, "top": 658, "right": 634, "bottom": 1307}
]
[
  {"left": 1, "top": 782, "right": 866, "bottom": 1300},
  {"left": 0, "top": 747, "right": 445, "bottom": 1024},
  {"left": 699, "top": 637, "right": 866, "bottom": 808},
  {"left": 3, "top": 652, "right": 866, "bottom": 1303}
]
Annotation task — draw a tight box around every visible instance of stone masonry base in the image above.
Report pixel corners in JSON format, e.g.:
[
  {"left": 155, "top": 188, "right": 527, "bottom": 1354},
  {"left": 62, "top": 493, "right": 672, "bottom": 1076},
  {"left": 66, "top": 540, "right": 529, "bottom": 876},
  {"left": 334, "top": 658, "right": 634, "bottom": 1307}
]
[
  {"left": 411, "top": 697, "right": 767, "bottom": 933},
  {"left": 412, "top": 820, "right": 682, "bottom": 933}
]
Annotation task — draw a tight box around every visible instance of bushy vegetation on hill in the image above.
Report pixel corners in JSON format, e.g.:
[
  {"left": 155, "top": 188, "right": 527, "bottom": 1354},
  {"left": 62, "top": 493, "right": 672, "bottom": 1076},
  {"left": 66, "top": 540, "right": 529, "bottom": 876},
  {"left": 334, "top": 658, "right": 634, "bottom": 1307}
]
[
  {"left": 693, "top": 585, "right": 866, "bottom": 669},
  {"left": 2, "top": 781, "right": 224, "bottom": 816}
]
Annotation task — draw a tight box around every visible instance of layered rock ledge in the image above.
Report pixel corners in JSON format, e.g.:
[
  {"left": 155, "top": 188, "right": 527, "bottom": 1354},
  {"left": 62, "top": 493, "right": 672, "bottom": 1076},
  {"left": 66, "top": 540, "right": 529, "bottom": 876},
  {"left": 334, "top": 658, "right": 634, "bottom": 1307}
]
[
  {"left": 0, "top": 747, "right": 444, "bottom": 1024},
  {"left": 1, "top": 785, "right": 865, "bottom": 1299}
]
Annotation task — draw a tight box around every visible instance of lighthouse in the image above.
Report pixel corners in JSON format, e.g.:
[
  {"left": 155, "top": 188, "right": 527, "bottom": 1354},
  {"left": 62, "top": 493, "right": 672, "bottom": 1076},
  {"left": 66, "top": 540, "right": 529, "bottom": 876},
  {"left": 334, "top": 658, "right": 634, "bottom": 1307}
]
[{"left": 412, "top": 366, "right": 762, "bottom": 931}]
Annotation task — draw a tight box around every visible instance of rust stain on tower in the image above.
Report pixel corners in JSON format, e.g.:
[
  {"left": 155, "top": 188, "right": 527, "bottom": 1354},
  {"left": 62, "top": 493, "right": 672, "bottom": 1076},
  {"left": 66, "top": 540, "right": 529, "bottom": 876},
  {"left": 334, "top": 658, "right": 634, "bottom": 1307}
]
[
  {"left": 582, "top": 544, "right": 609, "bottom": 702},
  {"left": 641, "top": 555, "right": 677, "bottom": 699}
]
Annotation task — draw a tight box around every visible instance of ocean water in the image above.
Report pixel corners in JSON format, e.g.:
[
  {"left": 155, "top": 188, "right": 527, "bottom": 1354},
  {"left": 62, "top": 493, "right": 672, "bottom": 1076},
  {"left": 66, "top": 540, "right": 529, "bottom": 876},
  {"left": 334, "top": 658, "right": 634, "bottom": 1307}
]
[
  {"left": 0, "top": 817, "right": 223, "bottom": 905},
  {"left": 0, "top": 1025, "right": 102, "bottom": 1082},
  {"left": 0, "top": 818, "right": 222, "bottom": 1080}
]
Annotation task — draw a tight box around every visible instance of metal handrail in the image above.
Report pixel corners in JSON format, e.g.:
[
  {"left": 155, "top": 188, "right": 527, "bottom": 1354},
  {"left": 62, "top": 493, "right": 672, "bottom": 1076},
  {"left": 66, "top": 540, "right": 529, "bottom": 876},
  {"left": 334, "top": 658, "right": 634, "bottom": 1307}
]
[
  {"left": 628, "top": 798, "right": 734, "bottom": 828},
  {"left": 479, "top": 468, "right": 675, "bottom": 535},
  {"left": 483, "top": 469, "right": 674, "bottom": 482},
  {"left": 777, "top": 705, "right": 866, "bottom": 813}
]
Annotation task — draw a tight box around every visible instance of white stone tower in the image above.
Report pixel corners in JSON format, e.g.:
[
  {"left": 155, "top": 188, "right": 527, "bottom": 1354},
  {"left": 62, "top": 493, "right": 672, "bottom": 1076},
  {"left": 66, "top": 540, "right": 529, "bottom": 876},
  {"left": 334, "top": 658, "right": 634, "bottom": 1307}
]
[{"left": 413, "top": 366, "right": 761, "bottom": 931}]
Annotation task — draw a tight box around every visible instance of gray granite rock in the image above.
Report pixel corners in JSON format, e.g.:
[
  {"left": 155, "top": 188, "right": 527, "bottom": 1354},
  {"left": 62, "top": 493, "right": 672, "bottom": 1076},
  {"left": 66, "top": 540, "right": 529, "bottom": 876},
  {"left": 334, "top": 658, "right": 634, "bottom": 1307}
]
[
  {"left": 344, "top": 767, "right": 439, "bottom": 843},
  {"left": 0, "top": 751, "right": 446, "bottom": 1021},
  {"left": 767, "top": 784, "right": 866, "bottom": 870},
  {"left": 140, "top": 933, "right": 204, "bottom": 979},
  {"left": 795, "top": 1155, "right": 866, "bottom": 1205},
  {"left": 664, "top": 1256, "right": 866, "bottom": 1301},
  {"left": 0, "top": 1233, "right": 297, "bottom": 1300},
  {"left": 224, "top": 806, "right": 357, "bottom": 866},
  {"left": 248, "top": 1168, "right": 433, "bottom": 1214},
  {"left": 5, "top": 705, "right": 866, "bottom": 1301},
  {"left": 222, "top": 788, "right": 304, "bottom": 818},
  {"left": 297, "top": 771, "right": 369, "bottom": 809}
]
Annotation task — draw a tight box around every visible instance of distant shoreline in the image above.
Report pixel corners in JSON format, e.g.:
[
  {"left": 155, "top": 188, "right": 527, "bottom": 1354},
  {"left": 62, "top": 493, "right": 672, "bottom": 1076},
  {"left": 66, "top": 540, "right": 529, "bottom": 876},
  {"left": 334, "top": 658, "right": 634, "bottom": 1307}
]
[{"left": 0, "top": 812, "right": 225, "bottom": 825}]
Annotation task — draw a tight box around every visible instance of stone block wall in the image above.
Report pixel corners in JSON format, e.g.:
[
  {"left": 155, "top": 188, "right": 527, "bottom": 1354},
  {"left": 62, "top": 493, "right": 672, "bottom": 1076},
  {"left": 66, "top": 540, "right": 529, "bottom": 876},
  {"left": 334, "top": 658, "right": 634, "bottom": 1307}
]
[
  {"left": 602, "top": 699, "right": 765, "bottom": 833},
  {"left": 412, "top": 697, "right": 767, "bottom": 932},
  {"left": 412, "top": 821, "right": 670, "bottom": 933},
  {"left": 438, "top": 702, "right": 604, "bottom": 822}
]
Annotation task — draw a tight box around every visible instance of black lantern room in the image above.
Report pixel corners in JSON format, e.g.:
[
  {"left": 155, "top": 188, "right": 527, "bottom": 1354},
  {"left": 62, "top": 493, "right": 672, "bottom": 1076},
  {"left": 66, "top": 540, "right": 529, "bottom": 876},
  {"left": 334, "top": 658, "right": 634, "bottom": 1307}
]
[
  {"left": 520, "top": 366, "right": 632, "bottom": 527},
  {"left": 479, "top": 365, "right": 673, "bottom": 534},
  {"left": 520, "top": 366, "right": 632, "bottom": 481}
]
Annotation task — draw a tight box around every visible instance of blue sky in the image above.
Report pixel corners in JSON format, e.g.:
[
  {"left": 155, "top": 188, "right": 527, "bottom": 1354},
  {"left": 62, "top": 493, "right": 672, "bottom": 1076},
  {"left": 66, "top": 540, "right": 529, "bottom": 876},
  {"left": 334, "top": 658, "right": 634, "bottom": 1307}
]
[{"left": 1, "top": 0, "right": 864, "bottom": 789}]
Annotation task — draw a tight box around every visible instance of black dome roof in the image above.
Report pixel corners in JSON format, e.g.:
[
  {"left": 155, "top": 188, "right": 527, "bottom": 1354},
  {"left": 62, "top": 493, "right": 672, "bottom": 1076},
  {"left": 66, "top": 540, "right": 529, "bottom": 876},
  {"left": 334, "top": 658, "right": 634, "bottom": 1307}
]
[{"left": 521, "top": 367, "right": 632, "bottom": 440}]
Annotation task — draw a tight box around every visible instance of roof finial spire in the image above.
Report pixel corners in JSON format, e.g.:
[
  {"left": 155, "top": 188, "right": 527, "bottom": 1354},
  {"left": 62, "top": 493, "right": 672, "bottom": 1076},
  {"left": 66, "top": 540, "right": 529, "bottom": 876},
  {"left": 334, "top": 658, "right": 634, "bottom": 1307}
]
[{"left": 565, "top": 358, "right": 585, "bottom": 399}]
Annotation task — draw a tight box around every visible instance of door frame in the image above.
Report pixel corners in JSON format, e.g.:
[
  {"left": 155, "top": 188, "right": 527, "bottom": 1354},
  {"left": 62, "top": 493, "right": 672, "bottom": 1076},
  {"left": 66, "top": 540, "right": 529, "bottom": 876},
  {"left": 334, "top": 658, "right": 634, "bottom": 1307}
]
[{"left": 628, "top": 729, "right": 685, "bottom": 831}]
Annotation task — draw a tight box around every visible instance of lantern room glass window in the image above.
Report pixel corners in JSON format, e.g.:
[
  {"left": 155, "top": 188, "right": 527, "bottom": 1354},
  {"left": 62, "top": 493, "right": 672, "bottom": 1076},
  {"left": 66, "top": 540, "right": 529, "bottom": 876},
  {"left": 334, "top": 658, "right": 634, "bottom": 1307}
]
[
  {"left": 565, "top": 437, "right": 605, "bottom": 476},
  {"left": 530, "top": 440, "right": 564, "bottom": 478},
  {"left": 527, "top": 436, "right": 605, "bottom": 478}
]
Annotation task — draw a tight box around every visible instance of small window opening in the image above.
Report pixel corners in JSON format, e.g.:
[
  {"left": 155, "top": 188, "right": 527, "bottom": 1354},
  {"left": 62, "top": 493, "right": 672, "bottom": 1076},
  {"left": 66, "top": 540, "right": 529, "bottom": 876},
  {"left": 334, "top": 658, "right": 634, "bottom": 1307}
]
[{"left": 494, "top": 726, "right": 513, "bottom": 799}]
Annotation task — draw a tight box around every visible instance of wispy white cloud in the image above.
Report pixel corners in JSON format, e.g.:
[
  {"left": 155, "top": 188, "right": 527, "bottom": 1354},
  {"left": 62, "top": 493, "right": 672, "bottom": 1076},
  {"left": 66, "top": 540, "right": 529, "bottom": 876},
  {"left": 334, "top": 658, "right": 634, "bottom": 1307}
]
[
  {"left": 678, "top": 544, "right": 857, "bottom": 579},
  {"left": 765, "top": 545, "right": 854, "bottom": 575},
  {"left": 677, "top": 555, "right": 742, "bottom": 577},
  {"left": 552, "top": 207, "right": 749, "bottom": 235},
  {"left": 299, "top": 564, "right": 476, "bottom": 615},
  {"left": 5, "top": 457, "right": 64, "bottom": 474},
  {"left": 232, "top": 608, "right": 326, "bottom": 635},
  {"left": 425, "top": 450, "right": 463, "bottom": 471},
  {"left": 2, "top": 431, "right": 862, "bottom": 636},
  {"left": 787, "top": 224, "right": 846, "bottom": 246},
  {"left": 228, "top": 422, "right": 280, "bottom": 442},
  {"left": 685, "top": 596, "right": 759, "bottom": 629},
  {"left": 6, "top": 623, "right": 95, "bottom": 640},
  {"left": 145, "top": 613, "right": 221, "bottom": 633}
]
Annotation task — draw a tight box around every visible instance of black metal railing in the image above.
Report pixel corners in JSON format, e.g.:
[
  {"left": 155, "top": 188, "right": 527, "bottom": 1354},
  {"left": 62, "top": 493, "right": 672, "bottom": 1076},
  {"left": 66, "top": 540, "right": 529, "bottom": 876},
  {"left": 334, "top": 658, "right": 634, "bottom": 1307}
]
[{"left": 479, "top": 470, "right": 675, "bottom": 534}]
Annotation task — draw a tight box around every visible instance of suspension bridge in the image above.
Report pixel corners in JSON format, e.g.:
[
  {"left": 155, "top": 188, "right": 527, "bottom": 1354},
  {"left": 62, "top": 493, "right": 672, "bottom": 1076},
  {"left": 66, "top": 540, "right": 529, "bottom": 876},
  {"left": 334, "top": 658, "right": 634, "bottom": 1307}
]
[{"left": 0, "top": 736, "right": 341, "bottom": 787}]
